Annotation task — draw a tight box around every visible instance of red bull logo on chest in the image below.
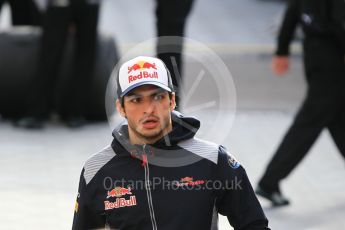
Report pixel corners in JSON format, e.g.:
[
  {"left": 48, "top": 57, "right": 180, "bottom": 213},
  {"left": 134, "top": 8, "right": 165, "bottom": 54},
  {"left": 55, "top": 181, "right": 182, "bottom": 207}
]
[
  {"left": 104, "top": 196, "right": 137, "bottom": 210},
  {"left": 105, "top": 187, "right": 137, "bottom": 210},
  {"left": 107, "top": 187, "right": 132, "bottom": 198}
]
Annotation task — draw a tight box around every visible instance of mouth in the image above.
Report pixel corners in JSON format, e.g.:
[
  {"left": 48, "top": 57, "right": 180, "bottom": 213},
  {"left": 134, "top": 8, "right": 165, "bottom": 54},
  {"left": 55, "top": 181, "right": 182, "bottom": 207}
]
[{"left": 142, "top": 117, "right": 159, "bottom": 129}]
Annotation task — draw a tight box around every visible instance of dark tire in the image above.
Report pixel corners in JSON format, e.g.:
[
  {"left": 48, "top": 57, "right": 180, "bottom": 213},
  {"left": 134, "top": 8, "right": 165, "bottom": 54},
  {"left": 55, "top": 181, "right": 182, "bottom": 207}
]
[{"left": 0, "top": 27, "right": 119, "bottom": 120}]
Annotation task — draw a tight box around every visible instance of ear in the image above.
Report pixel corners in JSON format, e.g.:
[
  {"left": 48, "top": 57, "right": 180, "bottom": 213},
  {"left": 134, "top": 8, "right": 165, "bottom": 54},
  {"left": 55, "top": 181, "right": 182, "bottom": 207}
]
[
  {"left": 170, "top": 93, "right": 176, "bottom": 111},
  {"left": 116, "top": 99, "right": 126, "bottom": 118}
]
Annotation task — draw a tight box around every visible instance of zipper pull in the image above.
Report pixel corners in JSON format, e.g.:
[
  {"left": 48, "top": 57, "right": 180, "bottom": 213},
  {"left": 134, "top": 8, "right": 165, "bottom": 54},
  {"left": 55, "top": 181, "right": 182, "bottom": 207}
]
[
  {"left": 142, "top": 153, "right": 148, "bottom": 167},
  {"left": 142, "top": 144, "right": 148, "bottom": 167}
]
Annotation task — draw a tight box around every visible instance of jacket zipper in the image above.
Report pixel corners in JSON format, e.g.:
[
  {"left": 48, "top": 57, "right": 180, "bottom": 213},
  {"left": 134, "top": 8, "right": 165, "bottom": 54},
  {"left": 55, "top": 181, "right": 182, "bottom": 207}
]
[{"left": 143, "top": 145, "right": 158, "bottom": 230}]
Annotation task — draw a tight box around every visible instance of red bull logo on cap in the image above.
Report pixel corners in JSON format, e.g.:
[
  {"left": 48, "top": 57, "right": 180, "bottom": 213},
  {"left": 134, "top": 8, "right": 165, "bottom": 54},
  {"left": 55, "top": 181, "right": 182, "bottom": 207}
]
[
  {"left": 128, "top": 61, "right": 157, "bottom": 73},
  {"left": 106, "top": 187, "right": 132, "bottom": 198},
  {"left": 128, "top": 71, "right": 158, "bottom": 83},
  {"left": 127, "top": 61, "right": 159, "bottom": 83}
]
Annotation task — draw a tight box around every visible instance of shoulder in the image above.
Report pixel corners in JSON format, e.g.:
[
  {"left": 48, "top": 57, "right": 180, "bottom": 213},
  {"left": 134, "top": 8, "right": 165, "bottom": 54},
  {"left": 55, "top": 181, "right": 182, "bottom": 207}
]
[
  {"left": 177, "top": 137, "right": 221, "bottom": 165},
  {"left": 83, "top": 145, "right": 117, "bottom": 185},
  {"left": 218, "top": 145, "right": 241, "bottom": 170},
  {"left": 178, "top": 138, "right": 241, "bottom": 169}
]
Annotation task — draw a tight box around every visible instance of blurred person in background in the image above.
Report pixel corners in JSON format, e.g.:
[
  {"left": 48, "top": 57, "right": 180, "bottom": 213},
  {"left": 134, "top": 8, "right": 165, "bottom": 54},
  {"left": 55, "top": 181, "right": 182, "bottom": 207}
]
[
  {"left": 0, "top": 0, "right": 41, "bottom": 25},
  {"left": 256, "top": 0, "right": 345, "bottom": 206},
  {"left": 14, "top": 0, "right": 101, "bottom": 128},
  {"left": 155, "top": 0, "right": 194, "bottom": 107}
]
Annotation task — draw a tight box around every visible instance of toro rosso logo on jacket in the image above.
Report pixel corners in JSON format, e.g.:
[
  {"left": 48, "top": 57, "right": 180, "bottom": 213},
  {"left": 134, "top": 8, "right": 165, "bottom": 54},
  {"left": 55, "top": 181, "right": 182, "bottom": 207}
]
[
  {"left": 176, "top": 177, "right": 205, "bottom": 187},
  {"left": 127, "top": 61, "right": 158, "bottom": 83},
  {"left": 105, "top": 187, "right": 137, "bottom": 210}
]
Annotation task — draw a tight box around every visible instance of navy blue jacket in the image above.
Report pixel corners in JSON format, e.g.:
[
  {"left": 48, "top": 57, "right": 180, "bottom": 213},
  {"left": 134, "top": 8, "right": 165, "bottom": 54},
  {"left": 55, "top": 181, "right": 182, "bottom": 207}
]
[{"left": 72, "top": 112, "right": 269, "bottom": 230}]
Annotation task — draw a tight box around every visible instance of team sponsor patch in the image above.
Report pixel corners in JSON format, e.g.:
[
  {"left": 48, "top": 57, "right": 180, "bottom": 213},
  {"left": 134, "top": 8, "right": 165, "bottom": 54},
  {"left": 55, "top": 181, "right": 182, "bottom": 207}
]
[
  {"left": 106, "top": 187, "right": 132, "bottom": 198},
  {"left": 227, "top": 154, "right": 240, "bottom": 169},
  {"left": 105, "top": 187, "right": 137, "bottom": 210},
  {"left": 175, "top": 177, "right": 205, "bottom": 187},
  {"left": 104, "top": 196, "right": 137, "bottom": 210},
  {"left": 75, "top": 201, "right": 79, "bottom": 213},
  {"left": 74, "top": 193, "right": 80, "bottom": 213}
]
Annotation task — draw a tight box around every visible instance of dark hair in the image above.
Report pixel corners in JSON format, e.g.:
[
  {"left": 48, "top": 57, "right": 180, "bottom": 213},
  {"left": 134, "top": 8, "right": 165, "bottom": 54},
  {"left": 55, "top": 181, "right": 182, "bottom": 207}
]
[{"left": 121, "top": 97, "right": 125, "bottom": 108}]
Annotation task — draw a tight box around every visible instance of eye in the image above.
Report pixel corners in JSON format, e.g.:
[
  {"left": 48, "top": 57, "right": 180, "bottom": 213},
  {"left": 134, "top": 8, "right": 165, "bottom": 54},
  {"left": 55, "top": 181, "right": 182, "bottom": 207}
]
[
  {"left": 153, "top": 93, "right": 165, "bottom": 101},
  {"left": 130, "top": 97, "right": 142, "bottom": 103}
]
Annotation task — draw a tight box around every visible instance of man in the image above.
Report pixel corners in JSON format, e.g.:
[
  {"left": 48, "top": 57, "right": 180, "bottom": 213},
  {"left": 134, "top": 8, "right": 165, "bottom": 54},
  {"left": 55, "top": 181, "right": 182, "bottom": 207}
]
[
  {"left": 155, "top": 0, "right": 194, "bottom": 106},
  {"left": 15, "top": 0, "right": 100, "bottom": 128},
  {"left": 72, "top": 56, "right": 269, "bottom": 229},
  {"left": 256, "top": 0, "right": 345, "bottom": 206}
]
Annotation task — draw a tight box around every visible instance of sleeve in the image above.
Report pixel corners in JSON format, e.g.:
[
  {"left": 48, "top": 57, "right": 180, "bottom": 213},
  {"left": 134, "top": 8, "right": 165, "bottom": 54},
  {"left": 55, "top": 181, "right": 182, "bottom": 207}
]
[
  {"left": 215, "top": 146, "right": 270, "bottom": 230},
  {"left": 72, "top": 168, "right": 106, "bottom": 230},
  {"left": 276, "top": 0, "right": 300, "bottom": 56}
]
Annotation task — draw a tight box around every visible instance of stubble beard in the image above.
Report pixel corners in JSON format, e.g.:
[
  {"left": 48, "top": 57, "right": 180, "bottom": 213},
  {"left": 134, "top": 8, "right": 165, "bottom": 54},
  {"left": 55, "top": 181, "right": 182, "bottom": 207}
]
[{"left": 129, "top": 116, "right": 171, "bottom": 144}]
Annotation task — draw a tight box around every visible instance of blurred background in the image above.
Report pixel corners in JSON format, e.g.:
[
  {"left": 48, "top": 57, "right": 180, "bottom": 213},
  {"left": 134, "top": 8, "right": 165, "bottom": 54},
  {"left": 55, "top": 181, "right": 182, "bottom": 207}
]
[{"left": 0, "top": 0, "right": 344, "bottom": 229}]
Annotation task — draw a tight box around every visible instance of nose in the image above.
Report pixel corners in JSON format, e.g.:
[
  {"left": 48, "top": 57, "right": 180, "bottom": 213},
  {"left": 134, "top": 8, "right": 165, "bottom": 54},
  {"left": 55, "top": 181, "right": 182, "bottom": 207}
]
[{"left": 143, "top": 97, "right": 156, "bottom": 115}]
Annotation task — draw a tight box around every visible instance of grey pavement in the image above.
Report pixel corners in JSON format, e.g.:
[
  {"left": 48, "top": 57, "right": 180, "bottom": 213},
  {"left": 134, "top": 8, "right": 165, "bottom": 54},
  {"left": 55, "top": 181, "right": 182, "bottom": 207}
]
[{"left": 1, "top": 0, "right": 345, "bottom": 229}]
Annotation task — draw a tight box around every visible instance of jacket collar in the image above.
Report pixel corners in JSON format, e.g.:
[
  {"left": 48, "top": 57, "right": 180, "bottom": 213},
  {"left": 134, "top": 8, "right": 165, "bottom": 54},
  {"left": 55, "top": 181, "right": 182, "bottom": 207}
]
[{"left": 111, "top": 111, "right": 200, "bottom": 157}]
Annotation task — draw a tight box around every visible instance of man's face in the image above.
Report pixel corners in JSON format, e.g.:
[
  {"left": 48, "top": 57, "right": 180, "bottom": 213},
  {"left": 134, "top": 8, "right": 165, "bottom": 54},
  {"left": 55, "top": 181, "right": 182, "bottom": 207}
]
[{"left": 116, "top": 85, "right": 176, "bottom": 145}]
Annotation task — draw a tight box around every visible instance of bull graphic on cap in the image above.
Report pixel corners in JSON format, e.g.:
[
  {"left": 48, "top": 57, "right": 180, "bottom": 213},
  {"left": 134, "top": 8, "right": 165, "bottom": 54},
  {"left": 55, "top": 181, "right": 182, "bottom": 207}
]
[{"left": 128, "top": 61, "right": 157, "bottom": 73}]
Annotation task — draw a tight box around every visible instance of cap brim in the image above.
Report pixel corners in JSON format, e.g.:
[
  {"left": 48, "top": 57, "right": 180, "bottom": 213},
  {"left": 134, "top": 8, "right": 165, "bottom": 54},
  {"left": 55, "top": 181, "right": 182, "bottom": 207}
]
[{"left": 120, "top": 81, "right": 172, "bottom": 97}]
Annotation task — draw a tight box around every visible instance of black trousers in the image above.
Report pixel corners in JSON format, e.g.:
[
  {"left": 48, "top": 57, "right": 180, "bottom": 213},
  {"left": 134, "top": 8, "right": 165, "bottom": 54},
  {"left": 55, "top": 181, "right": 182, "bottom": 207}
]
[
  {"left": 259, "top": 37, "right": 345, "bottom": 191},
  {"left": 155, "top": 0, "right": 194, "bottom": 100},
  {"left": 0, "top": 0, "right": 41, "bottom": 25},
  {"left": 27, "top": 0, "right": 99, "bottom": 118}
]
